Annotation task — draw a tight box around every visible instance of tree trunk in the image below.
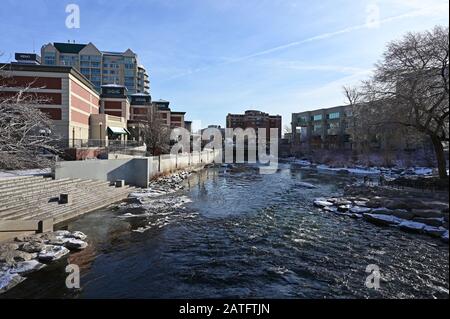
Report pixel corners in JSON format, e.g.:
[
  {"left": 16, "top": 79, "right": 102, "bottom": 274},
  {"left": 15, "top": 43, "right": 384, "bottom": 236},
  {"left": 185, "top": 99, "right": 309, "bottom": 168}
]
[{"left": 430, "top": 135, "right": 448, "bottom": 179}]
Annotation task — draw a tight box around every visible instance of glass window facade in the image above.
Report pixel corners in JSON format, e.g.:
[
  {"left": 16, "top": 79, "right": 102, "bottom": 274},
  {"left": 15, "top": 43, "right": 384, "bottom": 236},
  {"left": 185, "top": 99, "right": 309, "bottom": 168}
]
[
  {"left": 313, "top": 114, "right": 323, "bottom": 121},
  {"left": 328, "top": 112, "right": 340, "bottom": 119},
  {"left": 43, "top": 52, "right": 56, "bottom": 65}
]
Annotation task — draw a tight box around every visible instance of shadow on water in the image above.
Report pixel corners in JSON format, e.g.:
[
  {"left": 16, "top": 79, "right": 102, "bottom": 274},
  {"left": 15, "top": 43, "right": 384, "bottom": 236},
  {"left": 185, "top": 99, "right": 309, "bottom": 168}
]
[{"left": 2, "top": 164, "right": 448, "bottom": 299}]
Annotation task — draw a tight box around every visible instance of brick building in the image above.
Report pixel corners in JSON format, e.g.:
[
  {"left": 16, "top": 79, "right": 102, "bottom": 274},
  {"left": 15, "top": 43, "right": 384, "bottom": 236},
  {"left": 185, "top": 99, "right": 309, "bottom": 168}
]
[
  {"left": 226, "top": 110, "right": 282, "bottom": 139},
  {"left": 0, "top": 63, "right": 100, "bottom": 146}
]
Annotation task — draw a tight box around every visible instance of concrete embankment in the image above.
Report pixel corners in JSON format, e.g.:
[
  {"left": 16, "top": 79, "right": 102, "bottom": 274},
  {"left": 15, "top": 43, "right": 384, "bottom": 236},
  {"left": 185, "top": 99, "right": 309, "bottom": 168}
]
[
  {"left": 0, "top": 176, "right": 134, "bottom": 242},
  {"left": 54, "top": 150, "right": 221, "bottom": 188}
]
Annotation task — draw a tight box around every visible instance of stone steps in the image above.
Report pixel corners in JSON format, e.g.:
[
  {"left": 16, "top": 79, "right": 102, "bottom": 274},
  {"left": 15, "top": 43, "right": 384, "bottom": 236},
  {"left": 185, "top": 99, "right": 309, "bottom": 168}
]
[
  {"left": 0, "top": 179, "right": 93, "bottom": 212},
  {"left": 9, "top": 181, "right": 118, "bottom": 220},
  {"left": 0, "top": 177, "right": 57, "bottom": 197},
  {"left": 0, "top": 176, "right": 135, "bottom": 231},
  {"left": 0, "top": 176, "right": 43, "bottom": 188},
  {"left": 0, "top": 180, "right": 111, "bottom": 219}
]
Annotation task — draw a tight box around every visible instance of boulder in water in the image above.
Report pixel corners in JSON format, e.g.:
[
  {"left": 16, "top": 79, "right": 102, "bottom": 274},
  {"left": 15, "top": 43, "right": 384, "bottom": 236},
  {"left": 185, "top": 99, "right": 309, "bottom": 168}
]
[
  {"left": 398, "top": 221, "right": 426, "bottom": 233},
  {"left": 0, "top": 270, "right": 25, "bottom": 295},
  {"left": 363, "top": 214, "right": 403, "bottom": 226},
  {"left": 314, "top": 200, "right": 333, "bottom": 208},
  {"left": 10, "top": 260, "right": 46, "bottom": 276},
  {"left": 38, "top": 245, "right": 70, "bottom": 262},
  {"left": 350, "top": 206, "right": 372, "bottom": 214},
  {"left": 64, "top": 238, "right": 88, "bottom": 251}
]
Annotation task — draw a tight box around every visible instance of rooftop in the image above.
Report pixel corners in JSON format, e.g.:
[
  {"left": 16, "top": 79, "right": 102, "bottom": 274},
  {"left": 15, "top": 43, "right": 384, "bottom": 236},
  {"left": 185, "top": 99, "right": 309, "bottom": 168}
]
[{"left": 53, "top": 42, "right": 87, "bottom": 54}]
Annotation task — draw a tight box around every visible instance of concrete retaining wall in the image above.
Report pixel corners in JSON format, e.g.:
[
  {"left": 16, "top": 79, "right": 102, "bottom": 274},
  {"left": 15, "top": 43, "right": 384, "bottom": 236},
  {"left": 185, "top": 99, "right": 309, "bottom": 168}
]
[{"left": 55, "top": 150, "right": 220, "bottom": 188}]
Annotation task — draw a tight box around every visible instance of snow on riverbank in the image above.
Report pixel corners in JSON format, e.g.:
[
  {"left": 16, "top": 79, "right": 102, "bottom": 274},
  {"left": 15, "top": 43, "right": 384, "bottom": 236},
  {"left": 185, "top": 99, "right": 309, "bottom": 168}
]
[
  {"left": 0, "top": 168, "right": 51, "bottom": 180},
  {"left": 287, "top": 158, "right": 436, "bottom": 178},
  {"left": 0, "top": 230, "right": 89, "bottom": 295},
  {"left": 118, "top": 170, "right": 197, "bottom": 233}
]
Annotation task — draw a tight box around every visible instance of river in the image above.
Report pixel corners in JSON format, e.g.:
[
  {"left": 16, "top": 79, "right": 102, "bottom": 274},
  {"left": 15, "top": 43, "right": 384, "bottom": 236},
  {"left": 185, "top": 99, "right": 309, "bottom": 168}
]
[{"left": 2, "top": 164, "right": 449, "bottom": 298}]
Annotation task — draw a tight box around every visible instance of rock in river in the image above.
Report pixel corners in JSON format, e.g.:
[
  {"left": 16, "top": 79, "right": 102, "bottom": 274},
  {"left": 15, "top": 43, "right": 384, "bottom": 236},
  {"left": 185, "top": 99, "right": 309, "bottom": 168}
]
[
  {"left": 68, "top": 231, "right": 88, "bottom": 241},
  {"left": 0, "top": 270, "right": 25, "bottom": 295},
  {"left": 398, "top": 221, "right": 426, "bottom": 233},
  {"left": 10, "top": 260, "right": 46, "bottom": 276},
  {"left": 20, "top": 241, "right": 46, "bottom": 253},
  {"left": 337, "top": 204, "right": 352, "bottom": 212},
  {"left": 314, "top": 200, "right": 333, "bottom": 208},
  {"left": 63, "top": 238, "right": 88, "bottom": 250},
  {"left": 363, "top": 214, "right": 403, "bottom": 226},
  {"left": 38, "top": 245, "right": 70, "bottom": 262},
  {"left": 295, "top": 182, "right": 318, "bottom": 189},
  {"left": 349, "top": 206, "right": 372, "bottom": 214}
]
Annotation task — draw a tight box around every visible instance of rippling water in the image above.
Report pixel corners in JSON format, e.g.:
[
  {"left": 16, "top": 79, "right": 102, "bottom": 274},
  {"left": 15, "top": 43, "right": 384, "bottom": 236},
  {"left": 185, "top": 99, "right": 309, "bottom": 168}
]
[{"left": 3, "top": 164, "right": 449, "bottom": 299}]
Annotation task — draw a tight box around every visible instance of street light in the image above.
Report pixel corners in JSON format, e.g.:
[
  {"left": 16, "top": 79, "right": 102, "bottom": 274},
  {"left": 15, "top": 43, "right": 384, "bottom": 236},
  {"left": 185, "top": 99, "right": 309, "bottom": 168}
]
[{"left": 99, "top": 122, "right": 103, "bottom": 147}]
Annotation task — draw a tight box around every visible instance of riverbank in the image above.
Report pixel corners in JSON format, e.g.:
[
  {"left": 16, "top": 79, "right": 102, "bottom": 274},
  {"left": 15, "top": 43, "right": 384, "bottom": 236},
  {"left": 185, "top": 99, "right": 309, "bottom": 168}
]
[
  {"left": 285, "top": 157, "right": 441, "bottom": 179},
  {"left": 0, "top": 230, "right": 88, "bottom": 294},
  {"left": 0, "top": 164, "right": 447, "bottom": 298},
  {"left": 313, "top": 184, "right": 449, "bottom": 243}
]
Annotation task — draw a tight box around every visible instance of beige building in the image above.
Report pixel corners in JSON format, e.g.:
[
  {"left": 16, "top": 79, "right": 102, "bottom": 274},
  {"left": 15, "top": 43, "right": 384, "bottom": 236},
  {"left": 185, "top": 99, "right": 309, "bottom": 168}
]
[{"left": 41, "top": 42, "right": 150, "bottom": 95}]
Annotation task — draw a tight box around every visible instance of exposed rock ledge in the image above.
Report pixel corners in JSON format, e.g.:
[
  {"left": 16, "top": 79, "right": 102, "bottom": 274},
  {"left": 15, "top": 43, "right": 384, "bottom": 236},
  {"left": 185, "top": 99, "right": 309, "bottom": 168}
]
[
  {"left": 313, "top": 186, "right": 449, "bottom": 243},
  {"left": 0, "top": 230, "right": 88, "bottom": 295}
]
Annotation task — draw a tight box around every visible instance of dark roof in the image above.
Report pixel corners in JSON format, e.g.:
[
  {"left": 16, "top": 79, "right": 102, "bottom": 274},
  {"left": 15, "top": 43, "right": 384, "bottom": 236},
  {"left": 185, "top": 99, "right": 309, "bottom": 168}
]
[
  {"left": 54, "top": 42, "right": 87, "bottom": 54},
  {"left": 171, "top": 111, "right": 186, "bottom": 115}
]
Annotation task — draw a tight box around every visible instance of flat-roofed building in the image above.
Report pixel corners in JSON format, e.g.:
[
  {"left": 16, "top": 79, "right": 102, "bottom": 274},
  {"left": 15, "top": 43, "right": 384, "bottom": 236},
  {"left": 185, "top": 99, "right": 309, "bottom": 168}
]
[
  {"left": 226, "top": 110, "right": 282, "bottom": 139},
  {"left": 291, "top": 105, "right": 352, "bottom": 150},
  {"left": 100, "top": 84, "right": 130, "bottom": 120},
  {"left": 41, "top": 42, "right": 150, "bottom": 95},
  {"left": 0, "top": 63, "right": 100, "bottom": 147}
]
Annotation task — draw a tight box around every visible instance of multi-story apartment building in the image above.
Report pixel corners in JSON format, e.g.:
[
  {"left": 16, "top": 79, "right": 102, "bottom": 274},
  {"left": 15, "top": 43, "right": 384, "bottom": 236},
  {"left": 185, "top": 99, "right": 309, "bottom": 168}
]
[
  {"left": 291, "top": 105, "right": 352, "bottom": 150},
  {"left": 226, "top": 110, "right": 282, "bottom": 139},
  {"left": 41, "top": 42, "right": 150, "bottom": 95},
  {"left": 152, "top": 99, "right": 186, "bottom": 130}
]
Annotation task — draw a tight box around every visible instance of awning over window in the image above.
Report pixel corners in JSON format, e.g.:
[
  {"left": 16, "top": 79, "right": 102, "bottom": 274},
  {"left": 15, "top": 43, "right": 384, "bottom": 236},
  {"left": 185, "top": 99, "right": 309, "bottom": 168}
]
[{"left": 108, "top": 127, "right": 129, "bottom": 135}]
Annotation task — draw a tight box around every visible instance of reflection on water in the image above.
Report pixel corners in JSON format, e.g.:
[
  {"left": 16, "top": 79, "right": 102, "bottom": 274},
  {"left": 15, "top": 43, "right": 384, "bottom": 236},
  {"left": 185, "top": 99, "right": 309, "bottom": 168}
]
[{"left": 2, "top": 164, "right": 448, "bottom": 299}]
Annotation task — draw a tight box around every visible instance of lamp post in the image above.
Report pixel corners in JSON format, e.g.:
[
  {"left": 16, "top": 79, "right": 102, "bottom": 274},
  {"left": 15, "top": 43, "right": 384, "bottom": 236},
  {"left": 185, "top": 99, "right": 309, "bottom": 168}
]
[{"left": 99, "top": 122, "right": 103, "bottom": 147}]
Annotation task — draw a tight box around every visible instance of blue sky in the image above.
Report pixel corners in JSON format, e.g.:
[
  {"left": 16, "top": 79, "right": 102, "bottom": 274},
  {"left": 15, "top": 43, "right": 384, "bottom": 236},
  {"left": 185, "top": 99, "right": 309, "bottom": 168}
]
[{"left": 0, "top": 0, "right": 448, "bottom": 128}]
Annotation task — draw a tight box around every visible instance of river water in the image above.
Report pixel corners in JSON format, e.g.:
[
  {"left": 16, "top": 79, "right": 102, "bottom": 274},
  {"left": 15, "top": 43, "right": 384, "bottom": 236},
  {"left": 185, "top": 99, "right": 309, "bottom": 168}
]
[{"left": 3, "top": 164, "right": 449, "bottom": 299}]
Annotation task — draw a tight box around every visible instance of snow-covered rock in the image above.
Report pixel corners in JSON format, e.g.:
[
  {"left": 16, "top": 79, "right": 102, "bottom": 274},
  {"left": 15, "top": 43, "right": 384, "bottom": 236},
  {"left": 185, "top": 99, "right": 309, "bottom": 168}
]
[
  {"left": 337, "top": 204, "right": 352, "bottom": 212},
  {"left": 10, "top": 260, "right": 46, "bottom": 275},
  {"left": 0, "top": 249, "right": 36, "bottom": 264},
  {"left": 323, "top": 206, "right": 337, "bottom": 212},
  {"left": 20, "top": 241, "right": 46, "bottom": 253},
  {"left": 350, "top": 206, "right": 372, "bottom": 214},
  {"left": 363, "top": 214, "right": 403, "bottom": 226},
  {"left": 63, "top": 238, "right": 88, "bottom": 250},
  {"left": 295, "top": 182, "right": 318, "bottom": 189},
  {"left": 413, "top": 217, "right": 444, "bottom": 227},
  {"left": 314, "top": 200, "right": 334, "bottom": 208},
  {"left": 353, "top": 200, "right": 368, "bottom": 207},
  {"left": 67, "top": 231, "right": 87, "bottom": 241},
  {"left": 423, "top": 226, "right": 448, "bottom": 238},
  {"left": 54, "top": 230, "right": 71, "bottom": 237},
  {"left": 398, "top": 221, "right": 426, "bottom": 233},
  {"left": 38, "top": 245, "right": 70, "bottom": 262},
  {"left": 0, "top": 270, "right": 25, "bottom": 295}
]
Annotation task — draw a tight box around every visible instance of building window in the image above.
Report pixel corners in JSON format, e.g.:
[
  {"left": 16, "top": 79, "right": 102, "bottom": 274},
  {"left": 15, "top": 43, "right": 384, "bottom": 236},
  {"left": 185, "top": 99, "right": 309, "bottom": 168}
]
[
  {"left": 328, "top": 112, "right": 340, "bottom": 119},
  {"left": 43, "top": 53, "right": 56, "bottom": 65},
  {"left": 314, "top": 124, "right": 322, "bottom": 132},
  {"left": 313, "top": 114, "right": 323, "bottom": 121}
]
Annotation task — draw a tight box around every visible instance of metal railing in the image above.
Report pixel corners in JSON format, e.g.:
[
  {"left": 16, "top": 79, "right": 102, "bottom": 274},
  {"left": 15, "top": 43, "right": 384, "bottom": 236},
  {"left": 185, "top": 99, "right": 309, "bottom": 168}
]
[{"left": 54, "top": 139, "right": 144, "bottom": 149}]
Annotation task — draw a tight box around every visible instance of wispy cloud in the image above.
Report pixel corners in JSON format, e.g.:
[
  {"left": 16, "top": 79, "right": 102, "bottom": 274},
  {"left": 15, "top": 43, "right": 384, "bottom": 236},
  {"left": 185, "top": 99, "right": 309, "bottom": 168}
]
[{"left": 166, "top": 2, "right": 447, "bottom": 81}]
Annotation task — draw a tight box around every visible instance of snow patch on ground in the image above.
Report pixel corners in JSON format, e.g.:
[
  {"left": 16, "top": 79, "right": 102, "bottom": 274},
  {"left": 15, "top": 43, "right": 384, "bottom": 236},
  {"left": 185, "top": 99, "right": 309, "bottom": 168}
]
[{"left": 0, "top": 168, "right": 51, "bottom": 179}]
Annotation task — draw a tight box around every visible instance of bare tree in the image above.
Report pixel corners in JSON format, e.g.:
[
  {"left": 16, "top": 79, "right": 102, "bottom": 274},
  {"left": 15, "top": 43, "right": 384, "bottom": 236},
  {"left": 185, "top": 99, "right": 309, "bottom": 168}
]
[
  {"left": 141, "top": 107, "right": 170, "bottom": 156},
  {"left": 0, "top": 66, "right": 59, "bottom": 170},
  {"left": 347, "top": 26, "right": 449, "bottom": 177}
]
